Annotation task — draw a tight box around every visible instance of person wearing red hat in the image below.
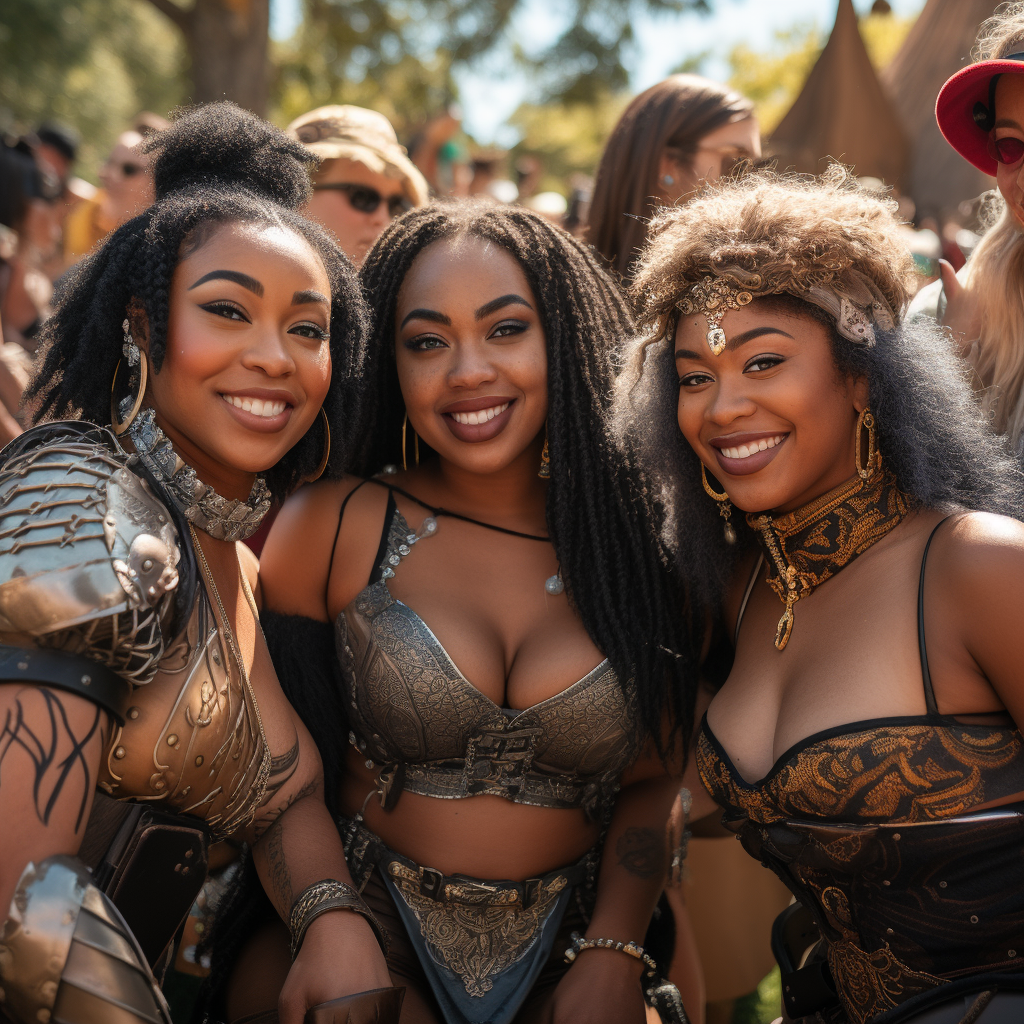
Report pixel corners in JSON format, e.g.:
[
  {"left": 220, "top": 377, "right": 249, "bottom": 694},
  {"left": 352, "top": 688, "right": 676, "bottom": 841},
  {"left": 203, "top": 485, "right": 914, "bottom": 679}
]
[{"left": 930, "top": 5, "right": 1024, "bottom": 458}]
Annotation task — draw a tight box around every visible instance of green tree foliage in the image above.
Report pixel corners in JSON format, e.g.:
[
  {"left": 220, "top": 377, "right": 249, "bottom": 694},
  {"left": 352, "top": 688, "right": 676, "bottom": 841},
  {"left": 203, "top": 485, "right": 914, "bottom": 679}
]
[
  {"left": 508, "top": 91, "right": 628, "bottom": 193},
  {"left": 0, "top": 0, "right": 185, "bottom": 179}
]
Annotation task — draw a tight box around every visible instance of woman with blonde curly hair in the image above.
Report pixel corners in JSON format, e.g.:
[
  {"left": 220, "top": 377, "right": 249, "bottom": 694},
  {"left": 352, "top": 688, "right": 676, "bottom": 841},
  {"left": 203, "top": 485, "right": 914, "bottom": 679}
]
[
  {"left": 619, "top": 167, "right": 1024, "bottom": 1023},
  {"left": 923, "top": 3, "right": 1024, "bottom": 458}
]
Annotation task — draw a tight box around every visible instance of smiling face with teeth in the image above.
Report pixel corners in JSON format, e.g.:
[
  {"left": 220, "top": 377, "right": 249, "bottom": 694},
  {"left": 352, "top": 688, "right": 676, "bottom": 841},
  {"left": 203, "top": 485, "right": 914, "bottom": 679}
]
[
  {"left": 393, "top": 236, "right": 548, "bottom": 477},
  {"left": 674, "top": 296, "right": 869, "bottom": 515},
  {"left": 135, "top": 221, "right": 333, "bottom": 500}
]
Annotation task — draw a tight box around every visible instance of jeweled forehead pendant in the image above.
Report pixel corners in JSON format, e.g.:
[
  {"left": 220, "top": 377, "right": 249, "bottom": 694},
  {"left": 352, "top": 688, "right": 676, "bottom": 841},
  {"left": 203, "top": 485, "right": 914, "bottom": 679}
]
[{"left": 678, "top": 276, "right": 755, "bottom": 355}]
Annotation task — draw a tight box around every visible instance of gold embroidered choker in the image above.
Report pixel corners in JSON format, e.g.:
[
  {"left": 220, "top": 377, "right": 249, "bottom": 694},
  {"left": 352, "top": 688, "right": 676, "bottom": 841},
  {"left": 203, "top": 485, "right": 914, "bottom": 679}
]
[{"left": 746, "top": 468, "right": 910, "bottom": 650}]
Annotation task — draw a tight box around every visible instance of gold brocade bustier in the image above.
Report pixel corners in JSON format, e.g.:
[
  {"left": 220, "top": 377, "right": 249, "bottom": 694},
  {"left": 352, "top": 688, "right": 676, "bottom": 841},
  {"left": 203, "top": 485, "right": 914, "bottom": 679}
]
[{"left": 0, "top": 423, "right": 269, "bottom": 841}]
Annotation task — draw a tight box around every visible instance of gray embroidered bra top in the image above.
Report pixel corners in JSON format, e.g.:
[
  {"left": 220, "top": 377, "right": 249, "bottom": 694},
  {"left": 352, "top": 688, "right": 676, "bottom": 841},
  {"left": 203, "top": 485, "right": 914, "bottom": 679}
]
[{"left": 335, "top": 484, "right": 642, "bottom": 820}]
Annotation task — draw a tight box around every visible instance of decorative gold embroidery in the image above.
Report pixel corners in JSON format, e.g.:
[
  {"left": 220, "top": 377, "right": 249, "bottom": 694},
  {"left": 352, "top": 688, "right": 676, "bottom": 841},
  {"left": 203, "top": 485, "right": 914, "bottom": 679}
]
[
  {"left": 697, "top": 722, "right": 1024, "bottom": 826},
  {"left": 747, "top": 469, "right": 909, "bottom": 649},
  {"left": 387, "top": 861, "right": 567, "bottom": 997},
  {"left": 827, "top": 941, "right": 944, "bottom": 1024}
]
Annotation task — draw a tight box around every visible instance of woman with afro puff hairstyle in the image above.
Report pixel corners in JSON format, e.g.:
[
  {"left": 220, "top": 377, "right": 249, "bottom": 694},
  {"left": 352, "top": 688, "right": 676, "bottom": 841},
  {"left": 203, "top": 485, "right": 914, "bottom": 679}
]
[
  {"left": 0, "top": 102, "right": 399, "bottom": 1024},
  {"left": 618, "top": 166, "right": 1024, "bottom": 1023},
  {"left": 211, "top": 199, "right": 701, "bottom": 1024}
]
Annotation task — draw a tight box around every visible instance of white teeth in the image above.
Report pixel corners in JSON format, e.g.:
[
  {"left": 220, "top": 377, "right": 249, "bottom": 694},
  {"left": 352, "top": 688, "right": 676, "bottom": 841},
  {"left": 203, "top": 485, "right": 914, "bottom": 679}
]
[
  {"left": 450, "top": 402, "right": 509, "bottom": 426},
  {"left": 223, "top": 395, "right": 287, "bottom": 418},
  {"left": 719, "top": 434, "right": 786, "bottom": 460}
]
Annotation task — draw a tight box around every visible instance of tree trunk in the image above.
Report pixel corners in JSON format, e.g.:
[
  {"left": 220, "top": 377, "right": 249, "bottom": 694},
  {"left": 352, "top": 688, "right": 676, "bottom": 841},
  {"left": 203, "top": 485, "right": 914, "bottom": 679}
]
[{"left": 143, "top": 0, "right": 271, "bottom": 116}]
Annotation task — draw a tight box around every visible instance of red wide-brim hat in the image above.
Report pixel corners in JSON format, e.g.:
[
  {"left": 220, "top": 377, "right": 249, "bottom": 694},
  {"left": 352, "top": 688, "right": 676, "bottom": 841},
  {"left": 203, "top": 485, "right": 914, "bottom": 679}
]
[{"left": 936, "top": 53, "right": 1024, "bottom": 176}]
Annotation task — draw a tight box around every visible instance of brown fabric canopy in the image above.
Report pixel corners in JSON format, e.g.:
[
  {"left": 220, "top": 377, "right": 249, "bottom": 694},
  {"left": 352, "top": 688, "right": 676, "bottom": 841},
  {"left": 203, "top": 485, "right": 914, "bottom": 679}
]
[
  {"left": 881, "top": 0, "right": 998, "bottom": 217},
  {"left": 768, "top": 0, "right": 909, "bottom": 187}
]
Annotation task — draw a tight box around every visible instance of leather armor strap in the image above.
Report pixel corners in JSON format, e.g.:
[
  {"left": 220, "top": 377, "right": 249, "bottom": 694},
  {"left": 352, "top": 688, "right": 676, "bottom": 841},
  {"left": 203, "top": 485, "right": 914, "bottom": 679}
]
[{"left": 0, "top": 643, "right": 131, "bottom": 724}]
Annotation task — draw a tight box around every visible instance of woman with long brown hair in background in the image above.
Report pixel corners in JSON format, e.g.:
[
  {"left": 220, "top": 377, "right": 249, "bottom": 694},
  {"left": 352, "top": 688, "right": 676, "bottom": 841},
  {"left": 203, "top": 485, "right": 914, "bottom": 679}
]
[
  {"left": 588, "top": 74, "right": 759, "bottom": 283},
  {"left": 590, "top": 73, "right": 783, "bottom": 1022}
]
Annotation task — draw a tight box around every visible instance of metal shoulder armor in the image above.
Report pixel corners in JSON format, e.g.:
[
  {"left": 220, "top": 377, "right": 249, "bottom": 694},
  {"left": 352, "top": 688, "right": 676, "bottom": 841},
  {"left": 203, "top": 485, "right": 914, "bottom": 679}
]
[
  {"left": 0, "top": 423, "right": 180, "bottom": 708},
  {"left": 0, "top": 856, "right": 172, "bottom": 1024}
]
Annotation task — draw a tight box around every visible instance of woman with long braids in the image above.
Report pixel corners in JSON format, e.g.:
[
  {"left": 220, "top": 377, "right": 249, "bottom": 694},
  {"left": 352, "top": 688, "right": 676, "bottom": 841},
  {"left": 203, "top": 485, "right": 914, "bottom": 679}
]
[
  {"left": 217, "top": 200, "right": 697, "bottom": 1024},
  {"left": 618, "top": 167, "right": 1024, "bottom": 1024},
  {"left": 0, "top": 102, "right": 400, "bottom": 1024}
]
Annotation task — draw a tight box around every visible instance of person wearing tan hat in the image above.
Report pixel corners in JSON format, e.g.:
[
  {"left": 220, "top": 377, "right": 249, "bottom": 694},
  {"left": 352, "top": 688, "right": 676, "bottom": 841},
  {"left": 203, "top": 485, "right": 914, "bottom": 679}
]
[{"left": 288, "top": 105, "right": 429, "bottom": 266}]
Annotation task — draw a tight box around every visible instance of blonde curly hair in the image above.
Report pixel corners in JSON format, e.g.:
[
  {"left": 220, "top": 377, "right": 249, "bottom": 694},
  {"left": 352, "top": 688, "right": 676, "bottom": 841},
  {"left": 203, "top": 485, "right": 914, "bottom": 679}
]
[
  {"left": 974, "top": 2, "right": 1024, "bottom": 60},
  {"left": 630, "top": 166, "right": 916, "bottom": 339}
]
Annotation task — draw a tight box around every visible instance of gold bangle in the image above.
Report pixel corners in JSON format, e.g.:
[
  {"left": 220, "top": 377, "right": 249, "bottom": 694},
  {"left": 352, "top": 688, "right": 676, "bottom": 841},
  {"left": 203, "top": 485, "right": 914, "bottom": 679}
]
[{"left": 563, "top": 931, "right": 657, "bottom": 978}]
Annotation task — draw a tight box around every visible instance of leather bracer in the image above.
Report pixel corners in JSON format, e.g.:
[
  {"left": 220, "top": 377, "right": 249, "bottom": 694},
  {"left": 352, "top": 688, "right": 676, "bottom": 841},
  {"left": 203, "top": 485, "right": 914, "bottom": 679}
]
[{"left": 0, "top": 856, "right": 172, "bottom": 1024}]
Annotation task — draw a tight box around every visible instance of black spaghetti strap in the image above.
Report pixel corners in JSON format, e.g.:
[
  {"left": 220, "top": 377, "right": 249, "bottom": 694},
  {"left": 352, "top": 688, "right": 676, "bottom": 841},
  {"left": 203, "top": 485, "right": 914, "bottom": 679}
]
[
  {"left": 369, "top": 492, "right": 399, "bottom": 585},
  {"left": 734, "top": 553, "right": 765, "bottom": 648},
  {"left": 325, "top": 478, "right": 372, "bottom": 605},
  {"left": 918, "top": 517, "right": 952, "bottom": 716}
]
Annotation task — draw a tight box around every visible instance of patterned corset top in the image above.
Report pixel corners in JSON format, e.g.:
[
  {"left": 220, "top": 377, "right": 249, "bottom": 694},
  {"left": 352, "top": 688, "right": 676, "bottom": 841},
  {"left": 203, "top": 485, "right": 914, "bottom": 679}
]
[
  {"left": 335, "top": 493, "right": 641, "bottom": 818},
  {"left": 697, "top": 713, "right": 1024, "bottom": 826}
]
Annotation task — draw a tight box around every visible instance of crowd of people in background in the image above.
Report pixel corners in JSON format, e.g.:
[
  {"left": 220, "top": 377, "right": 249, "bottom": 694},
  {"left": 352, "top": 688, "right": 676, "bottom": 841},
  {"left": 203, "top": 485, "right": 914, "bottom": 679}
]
[{"left": 5, "top": 11, "right": 1024, "bottom": 1019}]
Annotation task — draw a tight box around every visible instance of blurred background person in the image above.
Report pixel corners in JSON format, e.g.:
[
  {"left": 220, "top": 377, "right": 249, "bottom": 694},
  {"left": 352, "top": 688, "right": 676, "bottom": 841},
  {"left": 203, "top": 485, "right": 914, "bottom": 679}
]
[
  {"left": 63, "top": 111, "right": 167, "bottom": 263},
  {"left": 588, "top": 74, "right": 759, "bottom": 282},
  {"left": 288, "top": 104, "right": 429, "bottom": 266},
  {"left": 914, "top": 3, "right": 1024, "bottom": 462}
]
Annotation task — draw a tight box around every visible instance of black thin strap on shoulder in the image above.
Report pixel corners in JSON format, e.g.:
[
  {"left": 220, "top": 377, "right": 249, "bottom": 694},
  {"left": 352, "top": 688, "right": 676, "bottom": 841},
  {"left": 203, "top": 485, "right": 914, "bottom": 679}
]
[
  {"left": 327, "top": 479, "right": 372, "bottom": 577},
  {"left": 918, "top": 517, "right": 952, "bottom": 716},
  {"left": 369, "top": 491, "right": 399, "bottom": 585},
  {"left": 734, "top": 553, "right": 765, "bottom": 649}
]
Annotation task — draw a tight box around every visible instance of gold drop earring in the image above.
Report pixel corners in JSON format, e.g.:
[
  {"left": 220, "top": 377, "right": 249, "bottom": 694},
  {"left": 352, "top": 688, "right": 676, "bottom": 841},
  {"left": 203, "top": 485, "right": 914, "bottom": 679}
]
[
  {"left": 701, "top": 464, "right": 737, "bottom": 545},
  {"left": 855, "top": 406, "right": 880, "bottom": 481},
  {"left": 401, "top": 412, "right": 420, "bottom": 471}
]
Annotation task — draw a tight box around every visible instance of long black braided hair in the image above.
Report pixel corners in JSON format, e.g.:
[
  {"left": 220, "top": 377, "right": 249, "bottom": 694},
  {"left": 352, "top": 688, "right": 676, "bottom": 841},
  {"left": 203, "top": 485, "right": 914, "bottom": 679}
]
[
  {"left": 27, "top": 102, "right": 369, "bottom": 499},
  {"left": 355, "top": 199, "right": 698, "bottom": 749}
]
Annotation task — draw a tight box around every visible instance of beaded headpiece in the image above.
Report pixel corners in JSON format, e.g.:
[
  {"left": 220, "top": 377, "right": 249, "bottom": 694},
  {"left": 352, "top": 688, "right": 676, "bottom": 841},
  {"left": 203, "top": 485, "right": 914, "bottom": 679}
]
[{"left": 678, "top": 267, "right": 897, "bottom": 355}]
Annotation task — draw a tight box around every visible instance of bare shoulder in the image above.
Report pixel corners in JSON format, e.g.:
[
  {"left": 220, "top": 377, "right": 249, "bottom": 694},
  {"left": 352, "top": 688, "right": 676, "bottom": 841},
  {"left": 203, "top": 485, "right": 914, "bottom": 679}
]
[
  {"left": 935, "top": 511, "right": 1024, "bottom": 579},
  {"left": 236, "top": 541, "right": 260, "bottom": 603},
  {"left": 260, "top": 476, "right": 370, "bottom": 620}
]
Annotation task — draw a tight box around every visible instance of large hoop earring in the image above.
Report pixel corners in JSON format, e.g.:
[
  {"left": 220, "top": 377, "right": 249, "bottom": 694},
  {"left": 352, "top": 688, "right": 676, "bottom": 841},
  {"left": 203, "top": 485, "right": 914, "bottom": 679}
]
[
  {"left": 307, "top": 409, "right": 331, "bottom": 483},
  {"left": 401, "top": 412, "right": 420, "bottom": 471},
  {"left": 856, "top": 406, "right": 879, "bottom": 481},
  {"left": 110, "top": 350, "right": 148, "bottom": 436},
  {"left": 701, "top": 463, "right": 737, "bottom": 545}
]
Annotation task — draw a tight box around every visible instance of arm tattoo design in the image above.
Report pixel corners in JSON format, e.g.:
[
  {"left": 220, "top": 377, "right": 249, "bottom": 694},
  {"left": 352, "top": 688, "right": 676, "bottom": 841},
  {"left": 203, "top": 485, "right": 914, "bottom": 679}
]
[
  {"left": 264, "top": 815, "right": 293, "bottom": 911},
  {"left": 258, "top": 740, "right": 300, "bottom": 810},
  {"left": 615, "top": 826, "right": 666, "bottom": 881},
  {"left": 0, "top": 688, "right": 104, "bottom": 832}
]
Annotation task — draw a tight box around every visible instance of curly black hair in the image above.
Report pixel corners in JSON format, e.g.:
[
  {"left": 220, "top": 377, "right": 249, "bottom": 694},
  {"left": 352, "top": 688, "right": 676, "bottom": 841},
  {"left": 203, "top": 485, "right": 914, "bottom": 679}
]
[
  {"left": 355, "top": 199, "right": 697, "bottom": 748},
  {"left": 616, "top": 299, "right": 1024, "bottom": 612},
  {"left": 27, "top": 102, "right": 369, "bottom": 499}
]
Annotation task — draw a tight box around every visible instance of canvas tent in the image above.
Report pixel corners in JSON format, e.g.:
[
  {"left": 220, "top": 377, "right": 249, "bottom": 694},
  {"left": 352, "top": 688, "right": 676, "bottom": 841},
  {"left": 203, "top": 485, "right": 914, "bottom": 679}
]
[
  {"left": 882, "top": 0, "right": 999, "bottom": 216},
  {"left": 768, "top": 0, "right": 909, "bottom": 187}
]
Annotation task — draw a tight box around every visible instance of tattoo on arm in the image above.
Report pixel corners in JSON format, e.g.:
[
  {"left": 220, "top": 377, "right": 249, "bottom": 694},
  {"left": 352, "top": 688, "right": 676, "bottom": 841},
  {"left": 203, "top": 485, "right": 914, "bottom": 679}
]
[
  {"left": 264, "top": 815, "right": 293, "bottom": 910},
  {"left": 0, "top": 688, "right": 104, "bottom": 832},
  {"left": 259, "top": 740, "right": 300, "bottom": 810},
  {"left": 615, "top": 827, "right": 665, "bottom": 881}
]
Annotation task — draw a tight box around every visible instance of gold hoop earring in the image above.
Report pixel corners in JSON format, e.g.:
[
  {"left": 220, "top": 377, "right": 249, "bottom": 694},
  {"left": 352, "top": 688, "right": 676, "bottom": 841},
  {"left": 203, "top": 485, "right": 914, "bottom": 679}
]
[
  {"left": 701, "top": 463, "right": 737, "bottom": 545},
  {"left": 402, "top": 412, "right": 420, "bottom": 471},
  {"left": 308, "top": 409, "right": 331, "bottom": 483},
  {"left": 110, "top": 349, "right": 148, "bottom": 436},
  {"left": 538, "top": 426, "right": 550, "bottom": 479},
  {"left": 856, "top": 406, "right": 879, "bottom": 481}
]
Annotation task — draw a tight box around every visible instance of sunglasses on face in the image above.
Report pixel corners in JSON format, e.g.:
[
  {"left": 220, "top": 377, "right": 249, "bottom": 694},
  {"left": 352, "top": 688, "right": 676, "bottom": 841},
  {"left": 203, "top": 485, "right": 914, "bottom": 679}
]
[
  {"left": 312, "top": 182, "right": 411, "bottom": 217},
  {"left": 989, "top": 135, "right": 1024, "bottom": 166},
  {"left": 106, "top": 160, "right": 146, "bottom": 177}
]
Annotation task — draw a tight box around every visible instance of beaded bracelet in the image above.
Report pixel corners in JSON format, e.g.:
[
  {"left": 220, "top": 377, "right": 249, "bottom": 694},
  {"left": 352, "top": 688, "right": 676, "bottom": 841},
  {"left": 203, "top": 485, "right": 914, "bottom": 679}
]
[
  {"left": 563, "top": 931, "right": 658, "bottom": 978},
  {"left": 288, "top": 879, "right": 389, "bottom": 960}
]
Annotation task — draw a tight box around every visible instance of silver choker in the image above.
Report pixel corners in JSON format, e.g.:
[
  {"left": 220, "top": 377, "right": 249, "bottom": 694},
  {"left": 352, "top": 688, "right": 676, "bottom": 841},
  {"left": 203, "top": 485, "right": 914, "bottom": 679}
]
[{"left": 127, "top": 407, "right": 271, "bottom": 542}]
